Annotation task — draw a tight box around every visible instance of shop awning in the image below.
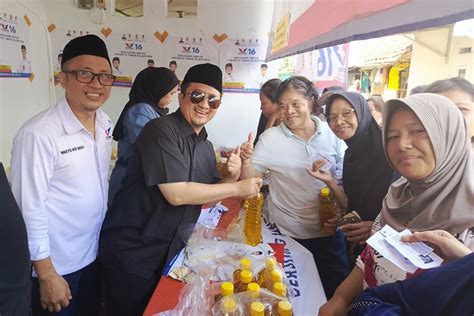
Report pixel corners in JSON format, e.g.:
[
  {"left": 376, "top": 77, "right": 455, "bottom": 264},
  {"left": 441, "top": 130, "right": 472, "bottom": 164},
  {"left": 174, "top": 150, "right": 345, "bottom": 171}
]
[{"left": 267, "top": 0, "right": 474, "bottom": 61}]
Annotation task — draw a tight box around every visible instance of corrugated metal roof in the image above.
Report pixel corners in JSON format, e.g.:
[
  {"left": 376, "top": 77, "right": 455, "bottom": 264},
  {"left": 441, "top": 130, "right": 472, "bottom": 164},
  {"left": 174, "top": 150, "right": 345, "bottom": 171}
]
[{"left": 348, "top": 34, "right": 413, "bottom": 68}]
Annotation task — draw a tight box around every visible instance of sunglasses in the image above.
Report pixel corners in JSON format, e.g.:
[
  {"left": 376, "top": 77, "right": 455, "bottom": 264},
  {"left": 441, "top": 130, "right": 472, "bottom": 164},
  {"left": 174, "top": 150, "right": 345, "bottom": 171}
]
[{"left": 185, "top": 89, "right": 221, "bottom": 109}]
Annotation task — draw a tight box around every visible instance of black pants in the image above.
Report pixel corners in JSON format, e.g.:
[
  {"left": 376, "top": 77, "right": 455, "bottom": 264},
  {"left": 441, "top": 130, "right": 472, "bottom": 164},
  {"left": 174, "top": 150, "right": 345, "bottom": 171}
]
[
  {"left": 102, "top": 265, "right": 161, "bottom": 316},
  {"left": 31, "top": 260, "right": 101, "bottom": 316},
  {"left": 294, "top": 230, "right": 350, "bottom": 300}
]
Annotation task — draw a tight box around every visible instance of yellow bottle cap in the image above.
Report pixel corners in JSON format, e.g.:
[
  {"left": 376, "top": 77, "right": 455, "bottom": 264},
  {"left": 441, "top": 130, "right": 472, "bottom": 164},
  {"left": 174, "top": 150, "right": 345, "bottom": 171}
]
[
  {"left": 321, "top": 187, "right": 330, "bottom": 196},
  {"left": 220, "top": 282, "right": 234, "bottom": 296},
  {"left": 222, "top": 297, "right": 237, "bottom": 313},
  {"left": 247, "top": 282, "right": 261, "bottom": 298},
  {"left": 240, "top": 257, "right": 252, "bottom": 270},
  {"left": 240, "top": 270, "right": 253, "bottom": 283},
  {"left": 273, "top": 282, "right": 287, "bottom": 297},
  {"left": 265, "top": 257, "right": 277, "bottom": 269},
  {"left": 250, "top": 301, "right": 265, "bottom": 316},
  {"left": 278, "top": 300, "right": 293, "bottom": 315},
  {"left": 270, "top": 269, "right": 282, "bottom": 283}
]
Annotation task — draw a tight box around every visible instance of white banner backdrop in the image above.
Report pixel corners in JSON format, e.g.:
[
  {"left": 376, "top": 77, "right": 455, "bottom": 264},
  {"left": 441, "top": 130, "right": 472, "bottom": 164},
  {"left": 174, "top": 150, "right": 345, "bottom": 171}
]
[{"left": 0, "top": 10, "right": 33, "bottom": 78}]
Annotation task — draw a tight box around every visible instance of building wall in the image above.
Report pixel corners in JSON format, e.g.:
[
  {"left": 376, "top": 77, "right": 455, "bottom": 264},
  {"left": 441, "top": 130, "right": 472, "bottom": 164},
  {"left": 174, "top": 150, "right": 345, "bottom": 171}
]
[
  {"left": 0, "top": 0, "right": 274, "bottom": 165},
  {"left": 407, "top": 27, "right": 474, "bottom": 93}
]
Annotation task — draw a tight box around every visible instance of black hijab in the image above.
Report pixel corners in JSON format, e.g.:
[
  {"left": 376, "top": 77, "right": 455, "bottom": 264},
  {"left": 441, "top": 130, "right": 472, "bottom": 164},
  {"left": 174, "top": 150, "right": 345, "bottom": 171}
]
[
  {"left": 326, "top": 92, "right": 394, "bottom": 221},
  {"left": 113, "top": 67, "right": 179, "bottom": 141}
]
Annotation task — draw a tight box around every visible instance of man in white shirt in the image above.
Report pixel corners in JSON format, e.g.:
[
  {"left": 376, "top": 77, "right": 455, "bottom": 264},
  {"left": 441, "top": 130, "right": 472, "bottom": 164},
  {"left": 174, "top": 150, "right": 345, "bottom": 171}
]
[
  {"left": 112, "top": 56, "right": 122, "bottom": 75},
  {"left": 17, "top": 44, "right": 32, "bottom": 73},
  {"left": 223, "top": 62, "right": 236, "bottom": 82},
  {"left": 258, "top": 63, "right": 269, "bottom": 87},
  {"left": 10, "top": 34, "right": 115, "bottom": 315}
]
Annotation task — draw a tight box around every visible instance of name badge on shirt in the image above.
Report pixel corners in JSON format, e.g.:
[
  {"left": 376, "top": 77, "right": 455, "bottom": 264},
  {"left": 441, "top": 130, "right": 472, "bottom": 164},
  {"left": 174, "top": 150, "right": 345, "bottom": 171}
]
[{"left": 60, "top": 145, "right": 85, "bottom": 155}]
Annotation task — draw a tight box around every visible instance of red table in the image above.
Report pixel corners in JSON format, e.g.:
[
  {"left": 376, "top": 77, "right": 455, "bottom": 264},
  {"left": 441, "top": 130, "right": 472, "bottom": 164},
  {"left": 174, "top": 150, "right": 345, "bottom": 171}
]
[
  {"left": 143, "top": 197, "right": 284, "bottom": 316},
  {"left": 143, "top": 197, "right": 243, "bottom": 316}
]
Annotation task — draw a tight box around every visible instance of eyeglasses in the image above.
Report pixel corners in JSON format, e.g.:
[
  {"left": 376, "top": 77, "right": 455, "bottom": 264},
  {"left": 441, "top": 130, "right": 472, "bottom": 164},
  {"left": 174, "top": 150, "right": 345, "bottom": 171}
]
[
  {"left": 62, "top": 70, "right": 116, "bottom": 86},
  {"left": 185, "top": 89, "right": 221, "bottom": 109},
  {"left": 326, "top": 108, "right": 356, "bottom": 124}
]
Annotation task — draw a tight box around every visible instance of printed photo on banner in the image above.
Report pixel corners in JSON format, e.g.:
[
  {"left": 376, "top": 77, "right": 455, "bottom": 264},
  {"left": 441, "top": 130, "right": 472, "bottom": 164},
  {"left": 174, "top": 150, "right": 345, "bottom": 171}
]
[
  {"left": 0, "top": 11, "right": 33, "bottom": 78},
  {"left": 219, "top": 38, "right": 268, "bottom": 93},
  {"left": 162, "top": 36, "right": 219, "bottom": 82},
  {"left": 106, "top": 32, "right": 157, "bottom": 88}
]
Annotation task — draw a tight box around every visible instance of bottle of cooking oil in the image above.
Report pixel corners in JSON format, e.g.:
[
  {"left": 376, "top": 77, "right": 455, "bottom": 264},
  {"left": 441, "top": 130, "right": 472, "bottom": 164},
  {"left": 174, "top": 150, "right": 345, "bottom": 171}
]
[
  {"left": 247, "top": 282, "right": 261, "bottom": 300},
  {"left": 214, "top": 281, "right": 234, "bottom": 305},
  {"left": 267, "top": 269, "right": 283, "bottom": 291},
  {"left": 233, "top": 257, "right": 252, "bottom": 284},
  {"left": 244, "top": 193, "right": 264, "bottom": 246},
  {"left": 274, "top": 300, "right": 293, "bottom": 316},
  {"left": 234, "top": 270, "right": 253, "bottom": 293},
  {"left": 257, "top": 257, "right": 277, "bottom": 288},
  {"left": 319, "top": 187, "right": 337, "bottom": 235},
  {"left": 218, "top": 296, "right": 237, "bottom": 316},
  {"left": 250, "top": 301, "right": 265, "bottom": 316},
  {"left": 272, "top": 282, "right": 287, "bottom": 297}
]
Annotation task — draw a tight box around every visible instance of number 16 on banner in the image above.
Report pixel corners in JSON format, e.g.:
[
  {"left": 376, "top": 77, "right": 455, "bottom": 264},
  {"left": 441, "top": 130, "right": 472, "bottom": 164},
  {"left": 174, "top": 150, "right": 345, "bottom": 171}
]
[{"left": 316, "top": 44, "right": 349, "bottom": 82}]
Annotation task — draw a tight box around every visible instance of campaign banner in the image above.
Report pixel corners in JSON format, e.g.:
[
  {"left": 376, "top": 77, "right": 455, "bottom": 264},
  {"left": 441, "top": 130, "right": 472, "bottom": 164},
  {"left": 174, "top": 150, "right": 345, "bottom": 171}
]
[
  {"left": 265, "top": 43, "right": 349, "bottom": 91},
  {"left": 106, "top": 32, "right": 158, "bottom": 88},
  {"left": 219, "top": 38, "right": 268, "bottom": 93},
  {"left": 50, "top": 28, "right": 98, "bottom": 85},
  {"left": 0, "top": 11, "right": 33, "bottom": 78},
  {"left": 161, "top": 36, "right": 219, "bottom": 82}
]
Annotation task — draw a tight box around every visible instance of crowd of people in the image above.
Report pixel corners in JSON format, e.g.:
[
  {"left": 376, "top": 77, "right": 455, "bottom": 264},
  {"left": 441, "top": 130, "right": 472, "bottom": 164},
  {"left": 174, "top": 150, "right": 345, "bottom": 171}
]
[{"left": 1, "top": 33, "right": 473, "bottom": 316}]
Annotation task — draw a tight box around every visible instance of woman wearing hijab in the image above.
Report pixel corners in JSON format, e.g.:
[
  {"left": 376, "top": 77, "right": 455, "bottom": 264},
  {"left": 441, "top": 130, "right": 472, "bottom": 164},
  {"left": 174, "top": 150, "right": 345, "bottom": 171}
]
[
  {"left": 109, "top": 67, "right": 179, "bottom": 204},
  {"left": 319, "top": 93, "right": 474, "bottom": 315},
  {"left": 309, "top": 92, "right": 394, "bottom": 250},
  {"left": 423, "top": 77, "right": 474, "bottom": 151}
]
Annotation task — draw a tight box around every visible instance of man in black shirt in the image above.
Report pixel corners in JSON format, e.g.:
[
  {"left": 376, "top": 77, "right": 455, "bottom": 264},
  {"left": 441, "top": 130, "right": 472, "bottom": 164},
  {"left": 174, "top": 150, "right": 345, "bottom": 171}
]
[
  {"left": 99, "top": 63, "right": 262, "bottom": 315},
  {"left": 0, "top": 163, "right": 31, "bottom": 316}
]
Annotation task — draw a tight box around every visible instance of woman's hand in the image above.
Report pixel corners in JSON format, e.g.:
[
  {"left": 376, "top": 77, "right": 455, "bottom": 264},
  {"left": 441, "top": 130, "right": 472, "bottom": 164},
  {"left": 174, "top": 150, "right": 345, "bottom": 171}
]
[
  {"left": 240, "top": 133, "right": 254, "bottom": 164},
  {"left": 306, "top": 159, "right": 334, "bottom": 185},
  {"left": 401, "top": 230, "right": 472, "bottom": 261},
  {"left": 341, "top": 221, "right": 373, "bottom": 244}
]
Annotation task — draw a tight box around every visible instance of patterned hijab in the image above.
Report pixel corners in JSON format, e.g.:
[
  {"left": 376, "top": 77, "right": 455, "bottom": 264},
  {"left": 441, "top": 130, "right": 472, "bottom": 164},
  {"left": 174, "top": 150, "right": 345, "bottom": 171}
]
[{"left": 380, "top": 93, "right": 474, "bottom": 233}]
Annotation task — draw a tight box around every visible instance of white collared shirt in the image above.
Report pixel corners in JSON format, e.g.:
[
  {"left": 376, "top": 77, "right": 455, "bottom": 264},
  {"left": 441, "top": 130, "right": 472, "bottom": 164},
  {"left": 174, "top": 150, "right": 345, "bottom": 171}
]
[
  {"left": 17, "top": 58, "right": 32, "bottom": 73},
  {"left": 252, "top": 116, "right": 347, "bottom": 239},
  {"left": 10, "top": 98, "right": 112, "bottom": 275}
]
